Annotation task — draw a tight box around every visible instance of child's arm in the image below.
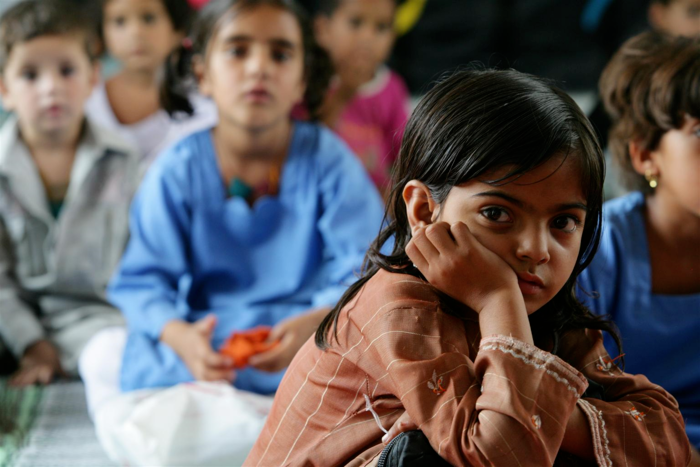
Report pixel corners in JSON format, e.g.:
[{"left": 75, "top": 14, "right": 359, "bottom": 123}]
[
  {"left": 557, "top": 328, "right": 691, "bottom": 466},
  {"left": 0, "top": 221, "right": 63, "bottom": 385},
  {"left": 108, "top": 156, "right": 233, "bottom": 381},
  {"left": 360, "top": 295, "right": 588, "bottom": 466}
]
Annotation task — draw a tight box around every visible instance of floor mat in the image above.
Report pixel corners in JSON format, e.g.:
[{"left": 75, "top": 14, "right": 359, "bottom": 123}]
[
  {"left": 4, "top": 381, "right": 115, "bottom": 467},
  {"left": 0, "top": 379, "right": 43, "bottom": 467}
]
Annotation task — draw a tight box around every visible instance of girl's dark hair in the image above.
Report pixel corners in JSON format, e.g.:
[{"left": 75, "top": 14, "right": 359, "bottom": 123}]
[
  {"left": 161, "top": 0, "right": 333, "bottom": 118},
  {"left": 316, "top": 67, "right": 623, "bottom": 361},
  {"left": 0, "top": 0, "right": 99, "bottom": 71},
  {"left": 97, "top": 0, "right": 194, "bottom": 53},
  {"left": 316, "top": 0, "right": 397, "bottom": 17},
  {"left": 600, "top": 31, "right": 700, "bottom": 193}
]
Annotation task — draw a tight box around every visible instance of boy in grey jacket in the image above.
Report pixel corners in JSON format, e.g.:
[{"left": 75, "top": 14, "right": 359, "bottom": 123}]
[{"left": 0, "top": 0, "right": 139, "bottom": 386}]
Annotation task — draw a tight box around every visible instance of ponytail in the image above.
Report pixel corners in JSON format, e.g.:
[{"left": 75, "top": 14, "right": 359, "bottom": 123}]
[{"left": 161, "top": 42, "right": 196, "bottom": 116}]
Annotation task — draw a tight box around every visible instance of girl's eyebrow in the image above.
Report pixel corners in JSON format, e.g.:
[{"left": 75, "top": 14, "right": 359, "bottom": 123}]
[
  {"left": 472, "top": 191, "right": 588, "bottom": 212},
  {"left": 222, "top": 35, "right": 297, "bottom": 50}
]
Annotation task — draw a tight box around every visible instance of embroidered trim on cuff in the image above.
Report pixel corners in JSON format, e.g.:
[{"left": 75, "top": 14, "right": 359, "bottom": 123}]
[
  {"left": 577, "top": 398, "right": 612, "bottom": 467},
  {"left": 480, "top": 335, "right": 588, "bottom": 396}
]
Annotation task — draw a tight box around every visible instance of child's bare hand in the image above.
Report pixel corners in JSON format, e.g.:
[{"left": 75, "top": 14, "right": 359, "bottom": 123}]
[
  {"left": 10, "top": 339, "right": 65, "bottom": 387},
  {"left": 161, "top": 315, "right": 235, "bottom": 382},
  {"left": 381, "top": 411, "right": 418, "bottom": 444},
  {"left": 249, "top": 308, "right": 329, "bottom": 373},
  {"left": 406, "top": 222, "right": 519, "bottom": 313}
]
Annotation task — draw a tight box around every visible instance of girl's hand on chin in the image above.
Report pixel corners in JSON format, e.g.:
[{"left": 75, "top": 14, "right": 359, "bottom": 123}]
[{"left": 406, "top": 221, "right": 520, "bottom": 313}]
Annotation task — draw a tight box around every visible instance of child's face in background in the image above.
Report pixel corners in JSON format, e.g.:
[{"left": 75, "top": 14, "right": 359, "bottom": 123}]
[
  {"left": 198, "top": 5, "right": 306, "bottom": 131},
  {"left": 103, "top": 0, "right": 183, "bottom": 73},
  {"left": 649, "top": 0, "right": 700, "bottom": 37},
  {"left": 648, "top": 115, "right": 700, "bottom": 216},
  {"left": 316, "top": 0, "right": 395, "bottom": 82},
  {"left": 435, "top": 156, "right": 587, "bottom": 315},
  {"left": 0, "top": 35, "right": 97, "bottom": 139}
]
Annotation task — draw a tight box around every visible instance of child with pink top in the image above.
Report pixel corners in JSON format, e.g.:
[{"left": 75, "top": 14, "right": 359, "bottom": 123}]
[{"left": 315, "top": 0, "right": 409, "bottom": 196}]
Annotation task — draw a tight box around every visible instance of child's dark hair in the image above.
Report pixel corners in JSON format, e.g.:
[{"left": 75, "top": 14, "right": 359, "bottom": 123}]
[
  {"left": 96, "top": 0, "right": 194, "bottom": 44},
  {"left": 316, "top": 67, "right": 623, "bottom": 360},
  {"left": 600, "top": 31, "right": 700, "bottom": 193},
  {"left": 316, "top": 0, "right": 397, "bottom": 17},
  {"left": 0, "top": 0, "right": 99, "bottom": 72},
  {"left": 161, "top": 0, "right": 333, "bottom": 119}
]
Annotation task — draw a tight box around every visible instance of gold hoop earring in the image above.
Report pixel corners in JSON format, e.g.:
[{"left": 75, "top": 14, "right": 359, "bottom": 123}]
[{"left": 644, "top": 169, "right": 658, "bottom": 189}]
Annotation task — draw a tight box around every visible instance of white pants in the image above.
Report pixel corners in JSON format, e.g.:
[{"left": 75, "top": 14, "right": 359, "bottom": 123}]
[{"left": 78, "top": 326, "right": 126, "bottom": 417}]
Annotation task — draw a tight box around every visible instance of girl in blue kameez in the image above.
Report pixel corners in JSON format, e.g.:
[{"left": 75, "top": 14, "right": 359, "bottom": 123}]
[
  {"left": 79, "top": 0, "right": 384, "bottom": 414},
  {"left": 577, "top": 31, "right": 700, "bottom": 462}
]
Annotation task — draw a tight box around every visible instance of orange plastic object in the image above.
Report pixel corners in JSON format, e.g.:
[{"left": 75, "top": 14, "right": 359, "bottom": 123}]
[{"left": 219, "top": 326, "right": 279, "bottom": 369}]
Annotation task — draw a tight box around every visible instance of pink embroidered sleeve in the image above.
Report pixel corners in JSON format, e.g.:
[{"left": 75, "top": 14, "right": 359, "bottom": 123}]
[
  {"left": 363, "top": 305, "right": 588, "bottom": 467},
  {"left": 560, "top": 329, "right": 691, "bottom": 467}
]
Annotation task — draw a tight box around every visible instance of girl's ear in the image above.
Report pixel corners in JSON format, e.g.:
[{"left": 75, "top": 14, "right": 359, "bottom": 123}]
[
  {"left": 0, "top": 76, "right": 14, "bottom": 111},
  {"left": 403, "top": 180, "right": 438, "bottom": 234},
  {"left": 314, "top": 15, "right": 330, "bottom": 49},
  {"left": 629, "top": 139, "right": 657, "bottom": 177},
  {"left": 648, "top": 3, "right": 669, "bottom": 32}
]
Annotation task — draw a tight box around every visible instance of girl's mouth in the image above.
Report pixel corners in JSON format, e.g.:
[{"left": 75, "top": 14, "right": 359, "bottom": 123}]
[
  {"left": 517, "top": 278, "right": 544, "bottom": 295},
  {"left": 516, "top": 273, "right": 545, "bottom": 295},
  {"left": 245, "top": 89, "right": 272, "bottom": 103}
]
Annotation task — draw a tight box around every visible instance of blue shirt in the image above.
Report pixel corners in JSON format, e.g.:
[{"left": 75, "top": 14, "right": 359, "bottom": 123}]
[
  {"left": 577, "top": 191, "right": 700, "bottom": 448},
  {"left": 109, "top": 122, "right": 384, "bottom": 394}
]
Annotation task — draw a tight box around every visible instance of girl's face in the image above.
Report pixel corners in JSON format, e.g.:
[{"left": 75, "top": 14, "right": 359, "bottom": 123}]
[
  {"left": 198, "top": 5, "right": 306, "bottom": 131},
  {"left": 103, "top": 0, "right": 182, "bottom": 73},
  {"left": 316, "top": 0, "right": 395, "bottom": 77},
  {"left": 434, "top": 155, "right": 587, "bottom": 314},
  {"left": 648, "top": 115, "right": 700, "bottom": 216},
  {"left": 650, "top": 0, "right": 700, "bottom": 37}
]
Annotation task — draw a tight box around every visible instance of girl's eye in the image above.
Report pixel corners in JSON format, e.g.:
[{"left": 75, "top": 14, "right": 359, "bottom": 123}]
[
  {"left": 21, "top": 69, "right": 38, "bottom": 81},
  {"left": 142, "top": 13, "right": 156, "bottom": 24},
  {"left": 349, "top": 17, "right": 363, "bottom": 29},
  {"left": 272, "top": 49, "right": 291, "bottom": 62},
  {"left": 60, "top": 65, "right": 75, "bottom": 77},
  {"left": 693, "top": 127, "right": 700, "bottom": 138},
  {"left": 481, "top": 207, "right": 512, "bottom": 223},
  {"left": 551, "top": 215, "right": 580, "bottom": 233},
  {"left": 687, "top": 6, "right": 700, "bottom": 18},
  {"left": 113, "top": 16, "right": 126, "bottom": 27},
  {"left": 376, "top": 22, "right": 391, "bottom": 33}
]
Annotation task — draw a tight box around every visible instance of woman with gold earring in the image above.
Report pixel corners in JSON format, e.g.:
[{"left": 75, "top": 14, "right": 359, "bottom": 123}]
[{"left": 577, "top": 31, "right": 700, "bottom": 463}]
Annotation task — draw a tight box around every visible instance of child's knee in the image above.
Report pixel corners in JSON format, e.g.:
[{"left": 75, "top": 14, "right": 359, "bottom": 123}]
[{"left": 78, "top": 326, "right": 127, "bottom": 381}]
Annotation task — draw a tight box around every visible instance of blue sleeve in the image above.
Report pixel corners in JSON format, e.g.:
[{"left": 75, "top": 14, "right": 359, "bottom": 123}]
[
  {"left": 108, "top": 152, "right": 192, "bottom": 340},
  {"left": 311, "top": 133, "right": 384, "bottom": 309},
  {"left": 576, "top": 223, "right": 619, "bottom": 318}
]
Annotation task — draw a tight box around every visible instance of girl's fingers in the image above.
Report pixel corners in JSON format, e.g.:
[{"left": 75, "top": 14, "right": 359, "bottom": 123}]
[
  {"left": 382, "top": 411, "right": 418, "bottom": 444},
  {"left": 405, "top": 238, "right": 428, "bottom": 273},
  {"left": 424, "top": 222, "right": 456, "bottom": 254},
  {"left": 249, "top": 333, "right": 294, "bottom": 372},
  {"left": 202, "top": 368, "right": 235, "bottom": 382},
  {"left": 450, "top": 221, "right": 472, "bottom": 246},
  {"left": 204, "top": 350, "right": 232, "bottom": 369},
  {"left": 410, "top": 225, "right": 440, "bottom": 260}
]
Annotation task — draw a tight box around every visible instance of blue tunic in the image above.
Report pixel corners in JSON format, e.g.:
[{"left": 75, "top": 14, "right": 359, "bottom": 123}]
[
  {"left": 577, "top": 191, "right": 700, "bottom": 448},
  {"left": 109, "top": 122, "right": 385, "bottom": 394}
]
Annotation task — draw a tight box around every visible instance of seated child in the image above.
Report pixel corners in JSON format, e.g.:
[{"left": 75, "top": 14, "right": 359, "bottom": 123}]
[
  {"left": 578, "top": 31, "right": 700, "bottom": 457},
  {"left": 314, "top": 0, "right": 409, "bottom": 196},
  {"left": 85, "top": 0, "right": 217, "bottom": 167},
  {"left": 0, "top": 0, "right": 139, "bottom": 386},
  {"left": 79, "top": 0, "right": 384, "bottom": 414},
  {"left": 245, "top": 69, "right": 691, "bottom": 466}
]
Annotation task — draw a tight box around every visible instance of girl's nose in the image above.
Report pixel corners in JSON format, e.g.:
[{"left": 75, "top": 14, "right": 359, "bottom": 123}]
[
  {"left": 246, "top": 48, "right": 272, "bottom": 78},
  {"left": 515, "top": 226, "right": 551, "bottom": 265}
]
